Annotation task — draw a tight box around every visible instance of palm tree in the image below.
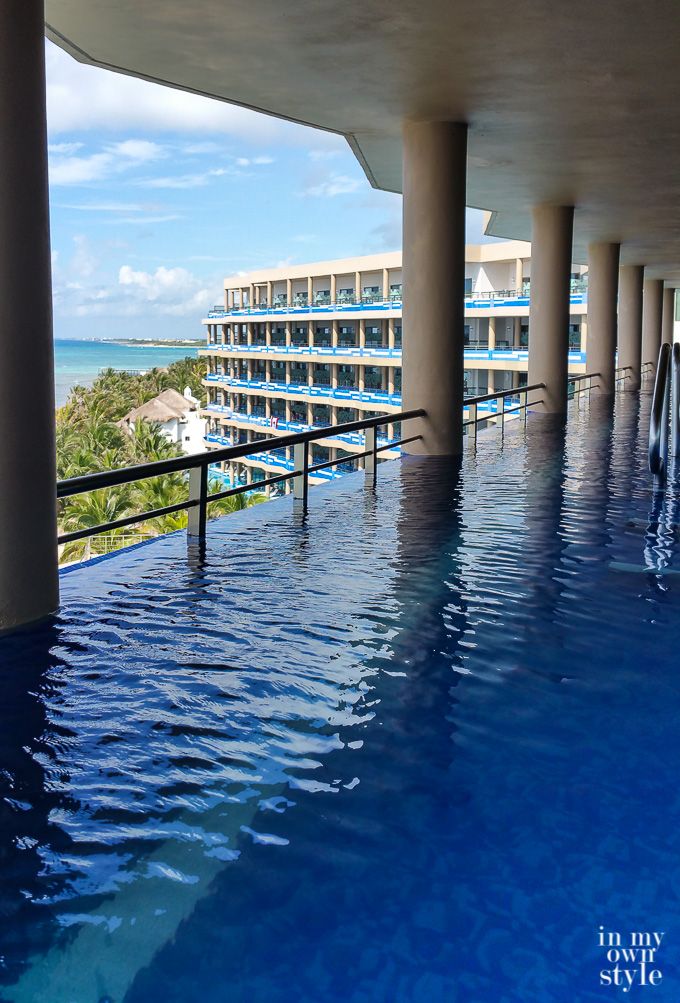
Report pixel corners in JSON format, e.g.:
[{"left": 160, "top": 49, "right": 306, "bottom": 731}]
[
  {"left": 133, "top": 474, "right": 188, "bottom": 535},
  {"left": 60, "top": 486, "right": 133, "bottom": 562},
  {"left": 124, "top": 420, "right": 180, "bottom": 465}
]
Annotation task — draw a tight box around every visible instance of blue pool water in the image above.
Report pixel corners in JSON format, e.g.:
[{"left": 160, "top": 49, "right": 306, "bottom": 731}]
[{"left": 2, "top": 389, "right": 680, "bottom": 1001}]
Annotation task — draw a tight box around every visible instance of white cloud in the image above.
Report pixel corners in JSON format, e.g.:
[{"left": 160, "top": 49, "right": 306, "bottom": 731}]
[
  {"left": 308, "top": 149, "right": 341, "bottom": 161},
  {"left": 58, "top": 201, "right": 147, "bottom": 212},
  {"left": 235, "top": 155, "right": 275, "bottom": 167},
  {"left": 54, "top": 260, "right": 217, "bottom": 319},
  {"left": 50, "top": 152, "right": 114, "bottom": 185},
  {"left": 49, "top": 139, "right": 167, "bottom": 186},
  {"left": 112, "top": 215, "right": 182, "bottom": 225},
  {"left": 71, "top": 234, "right": 99, "bottom": 278},
  {"left": 116, "top": 264, "right": 214, "bottom": 315},
  {"left": 137, "top": 167, "right": 234, "bottom": 189},
  {"left": 108, "top": 139, "right": 166, "bottom": 162},
  {"left": 184, "top": 141, "right": 222, "bottom": 155},
  {"left": 304, "top": 174, "right": 363, "bottom": 197},
  {"left": 45, "top": 40, "right": 342, "bottom": 151},
  {"left": 48, "top": 141, "right": 84, "bottom": 155}
]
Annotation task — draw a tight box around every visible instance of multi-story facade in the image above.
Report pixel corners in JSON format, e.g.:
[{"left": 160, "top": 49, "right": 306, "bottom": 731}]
[{"left": 200, "top": 242, "right": 588, "bottom": 491}]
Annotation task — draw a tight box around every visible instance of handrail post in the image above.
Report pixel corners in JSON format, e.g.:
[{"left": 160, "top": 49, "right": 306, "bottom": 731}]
[
  {"left": 522, "top": 389, "right": 528, "bottom": 427},
  {"left": 187, "top": 463, "right": 208, "bottom": 538},
  {"left": 469, "top": 403, "right": 478, "bottom": 446},
  {"left": 293, "top": 441, "right": 309, "bottom": 514},
  {"left": 497, "top": 394, "right": 505, "bottom": 435},
  {"left": 364, "top": 426, "right": 378, "bottom": 489}
]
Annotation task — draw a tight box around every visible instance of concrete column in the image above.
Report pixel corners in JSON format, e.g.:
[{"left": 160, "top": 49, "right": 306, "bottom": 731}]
[
  {"left": 401, "top": 120, "right": 467, "bottom": 454},
  {"left": 330, "top": 273, "right": 336, "bottom": 303},
  {"left": 266, "top": 280, "right": 272, "bottom": 308},
  {"left": 618, "top": 265, "right": 643, "bottom": 390},
  {"left": 642, "top": 278, "right": 664, "bottom": 369},
  {"left": 382, "top": 267, "right": 389, "bottom": 300},
  {"left": 527, "top": 204, "right": 574, "bottom": 413},
  {"left": 662, "top": 286, "right": 675, "bottom": 346},
  {"left": 586, "top": 241, "right": 620, "bottom": 394},
  {"left": 331, "top": 319, "right": 338, "bottom": 348},
  {"left": 359, "top": 318, "right": 366, "bottom": 350},
  {"left": 308, "top": 321, "right": 314, "bottom": 349},
  {"left": 0, "top": 0, "right": 58, "bottom": 631},
  {"left": 487, "top": 369, "right": 495, "bottom": 395},
  {"left": 488, "top": 316, "right": 496, "bottom": 350},
  {"left": 513, "top": 316, "right": 521, "bottom": 347},
  {"left": 355, "top": 271, "right": 361, "bottom": 302},
  {"left": 580, "top": 318, "right": 588, "bottom": 355},
  {"left": 307, "top": 276, "right": 313, "bottom": 306},
  {"left": 285, "top": 321, "right": 292, "bottom": 348},
  {"left": 515, "top": 258, "right": 524, "bottom": 293},
  {"left": 286, "top": 277, "right": 292, "bottom": 307}
]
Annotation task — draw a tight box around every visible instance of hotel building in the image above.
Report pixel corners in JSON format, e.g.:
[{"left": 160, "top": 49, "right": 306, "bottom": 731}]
[{"left": 200, "top": 242, "right": 588, "bottom": 491}]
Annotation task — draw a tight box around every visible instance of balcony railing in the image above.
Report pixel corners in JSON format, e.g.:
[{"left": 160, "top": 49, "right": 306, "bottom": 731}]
[
  {"left": 57, "top": 409, "right": 426, "bottom": 546},
  {"left": 204, "top": 406, "right": 400, "bottom": 450},
  {"left": 200, "top": 343, "right": 588, "bottom": 365},
  {"left": 205, "top": 285, "right": 588, "bottom": 319},
  {"left": 204, "top": 373, "right": 404, "bottom": 406}
]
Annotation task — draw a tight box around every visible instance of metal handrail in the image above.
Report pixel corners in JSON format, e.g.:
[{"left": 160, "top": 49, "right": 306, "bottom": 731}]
[
  {"left": 672, "top": 343, "right": 680, "bottom": 459},
  {"left": 463, "top": 382, "right": 545, "bottom": 443},
  {"left": 649, "top": 343, "right": 671, "bottom": 478},
  {"left": 57, "top": 408, "right": 426, "bottom": 546}
]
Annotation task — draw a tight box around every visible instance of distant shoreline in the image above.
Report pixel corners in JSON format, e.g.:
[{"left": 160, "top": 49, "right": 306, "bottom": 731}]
[
  {"left": 54, "top": 338, "right": 203, "bottom": 349},
  {"left": 108, "top": 341, "right": 202, "bottom": 349}
]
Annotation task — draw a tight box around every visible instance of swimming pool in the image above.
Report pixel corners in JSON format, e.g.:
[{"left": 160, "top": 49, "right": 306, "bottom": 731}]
[{"left": 1, "top": 388, "right": 679, "bottom": 1001}]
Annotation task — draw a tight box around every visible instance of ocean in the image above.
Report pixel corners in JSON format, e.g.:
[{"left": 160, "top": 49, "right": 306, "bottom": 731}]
[{"left": 54, "top": 339, "right": 200, "bottom": 407}]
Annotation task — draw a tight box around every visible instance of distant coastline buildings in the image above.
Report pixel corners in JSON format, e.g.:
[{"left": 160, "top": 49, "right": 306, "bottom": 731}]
[{"left": 200, "top": 242, "right": 588, "bottom": 491}]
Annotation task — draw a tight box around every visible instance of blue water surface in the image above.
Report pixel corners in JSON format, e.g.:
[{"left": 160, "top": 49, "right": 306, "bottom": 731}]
[
  {"left": 54, "top": 340, "right": 198, "bottom": 406},
  {"left": 1, "top": 390, "right": 680, "bottom": 1002}
]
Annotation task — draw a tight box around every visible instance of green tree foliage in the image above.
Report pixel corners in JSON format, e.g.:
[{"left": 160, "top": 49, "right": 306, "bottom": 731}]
[{"left": 57, "top": 358, "right": 266, "bottom": 563}]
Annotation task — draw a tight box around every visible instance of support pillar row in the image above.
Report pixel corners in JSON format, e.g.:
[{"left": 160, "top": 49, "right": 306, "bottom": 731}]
[
  {"left": 402, "top": 120, "right": 467, "bottom": 455},
  {"left": 586, "top": 241, "right": 620, "bottom": 395},
  {"left": 617, "top": 265, "right": 643, "bottom": 391},
  {"left": 642, "top": 279, "right": 664, "bottom": 370},
  {"left": 0, "top": 0, "right": 59, "bottom": 632},
  {"left": 527, "top": 204, "right": 574, "bottom": 413}
]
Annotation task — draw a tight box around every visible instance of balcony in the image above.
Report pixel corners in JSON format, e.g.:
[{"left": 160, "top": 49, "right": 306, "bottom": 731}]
[
  {"left": 204, "top": 407, "right": 400, "bottom": 451},
  {"left": 204, "top": 287, "right": 589, "bottom": 321},
  {"left": 1, "top": 388, "right": 674, "bottom": 1001},
  {"left": 204, "top": 373, "right": 404, "bottom": 408},
  {"left": 199, "top": 343, "right": 587, "bottom": 367}
]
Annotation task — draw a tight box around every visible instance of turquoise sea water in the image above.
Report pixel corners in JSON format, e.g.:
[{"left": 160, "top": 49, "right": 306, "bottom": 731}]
[{"left": 54, "top": 339, "right": 200, "bottom": 407}]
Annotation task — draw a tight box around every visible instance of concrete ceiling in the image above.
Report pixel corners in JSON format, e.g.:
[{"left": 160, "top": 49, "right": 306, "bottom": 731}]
[{"left": 46, "top": 0, "right": 680, "bottom": 281}]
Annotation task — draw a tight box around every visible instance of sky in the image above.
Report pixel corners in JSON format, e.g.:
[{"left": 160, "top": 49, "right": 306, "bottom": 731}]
[{"left": 46, "top": 40, "right": 490, "bottom": 341}]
